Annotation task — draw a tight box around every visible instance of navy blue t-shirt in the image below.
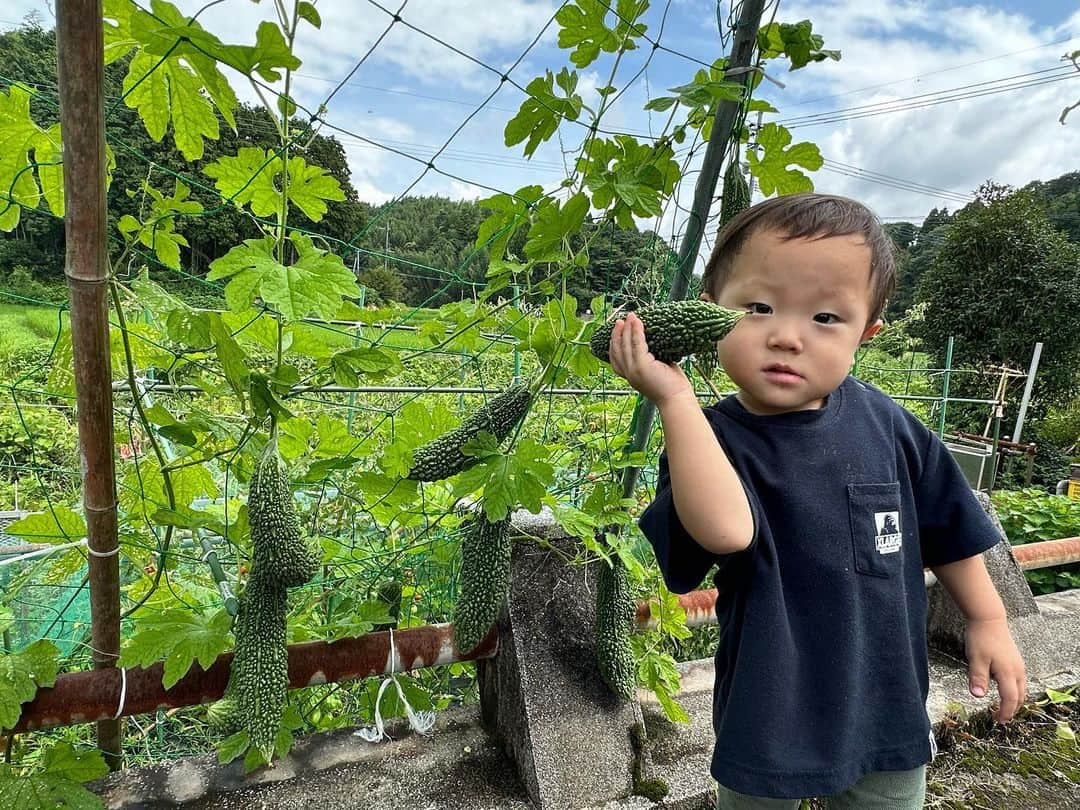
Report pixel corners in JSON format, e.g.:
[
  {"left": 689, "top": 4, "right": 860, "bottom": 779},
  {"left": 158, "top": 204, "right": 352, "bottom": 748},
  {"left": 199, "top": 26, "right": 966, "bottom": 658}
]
[{"left": 638, "top": 376, "right": 1001, "bottom": 799}]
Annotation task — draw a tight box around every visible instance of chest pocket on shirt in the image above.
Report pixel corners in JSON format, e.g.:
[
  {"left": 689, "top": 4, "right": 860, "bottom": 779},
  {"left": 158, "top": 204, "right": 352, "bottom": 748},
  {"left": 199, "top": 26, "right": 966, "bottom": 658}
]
[{"left": 847, "top": 482, "right": 904, "bottom": 578}]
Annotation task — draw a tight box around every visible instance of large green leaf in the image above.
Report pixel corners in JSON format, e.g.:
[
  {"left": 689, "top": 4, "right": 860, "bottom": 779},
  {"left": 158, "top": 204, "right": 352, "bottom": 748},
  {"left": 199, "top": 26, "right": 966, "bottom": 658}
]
[
  {"left": 757, "top": 20, "right": 841, "bottom": 71},
  {"left": 4, "top": 507, "right": 86, "bottom": 544},
  {"left": 204, "top": 148, "right": 345, "bottom": 223},
  {"left": 0, "top": 743, "right": 108, "bottom": 810},
  {"left": 524, "top": 192, "right": 589, "bottom": 261},
  {"left": 284, "top": 155, "right": 346, "bottom": 222},
  {"left": 475, "top": 185, "right": 544, "bottom": 260},
  {"left": 0, "top": 640, "right": 61, "bottom": 731},
  {"left": 454, "top": 437, "right": 555, "bottom": 521},
  {"left": 746, "top": 123, "right": 823, "bottom": 196},
  {"left": 203, "top": 147, "right": 282, "bottom": 217},
  {"left": 208, "top": 234, "right": 359, "bottom": 321},
  {"left": 578, "top": 135, "right": 679, "bottom": 227},
  {"left": 505, "top": 69, "right": 583, "bottom": 158},
  {"left": 0, "top": 84, "right": 65, "bottom": 230},
  {"left": 555, "top": 0, "right": 649, "bottom": 69},
  {"left": 104, "top": 0, "right": 300, "bottom": 159},
  {"left": 119, "top": 609, "right": 232, "bottom": 689}
]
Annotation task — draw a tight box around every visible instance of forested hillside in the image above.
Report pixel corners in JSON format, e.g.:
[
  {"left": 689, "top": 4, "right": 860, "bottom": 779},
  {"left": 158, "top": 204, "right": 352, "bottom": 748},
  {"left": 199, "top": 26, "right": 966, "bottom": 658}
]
[{"left": 0, "top": 20, "right": 674, "bottom": 310}]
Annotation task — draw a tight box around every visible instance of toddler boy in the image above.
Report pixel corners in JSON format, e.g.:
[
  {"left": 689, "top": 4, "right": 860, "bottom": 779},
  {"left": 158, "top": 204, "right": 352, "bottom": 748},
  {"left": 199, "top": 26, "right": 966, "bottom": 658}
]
[{"left": 608, "top": 193, "right": 1027, "bottom": 808}]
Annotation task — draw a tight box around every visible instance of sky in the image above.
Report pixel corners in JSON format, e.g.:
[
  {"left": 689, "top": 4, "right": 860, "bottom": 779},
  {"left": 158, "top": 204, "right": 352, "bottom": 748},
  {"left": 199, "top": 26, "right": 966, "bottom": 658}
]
[{"left": 3, "top": 0, "right": 1079, "bottom": 272}]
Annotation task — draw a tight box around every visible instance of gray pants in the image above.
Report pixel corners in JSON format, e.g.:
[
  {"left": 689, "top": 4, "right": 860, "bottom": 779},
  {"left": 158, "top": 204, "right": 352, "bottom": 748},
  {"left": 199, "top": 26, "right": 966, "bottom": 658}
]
[{"left": 716, "top": 766, "right": 926, "bottom": 810}]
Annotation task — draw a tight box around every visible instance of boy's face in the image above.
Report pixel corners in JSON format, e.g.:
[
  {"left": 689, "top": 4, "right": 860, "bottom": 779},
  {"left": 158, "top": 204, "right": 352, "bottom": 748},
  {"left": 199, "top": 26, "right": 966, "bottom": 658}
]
[{"left": 703, "top": 228, "right": 881, "bottom": 415}]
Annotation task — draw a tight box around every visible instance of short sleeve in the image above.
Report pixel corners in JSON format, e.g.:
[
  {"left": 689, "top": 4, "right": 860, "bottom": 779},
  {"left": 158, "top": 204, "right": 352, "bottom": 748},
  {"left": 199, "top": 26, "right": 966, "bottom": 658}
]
[
  {"left": 638, "top": 423, "right": 760, "bottom": 593},
  {"left": 915, "top": 430, "right": 1003, "bottom": 568}
]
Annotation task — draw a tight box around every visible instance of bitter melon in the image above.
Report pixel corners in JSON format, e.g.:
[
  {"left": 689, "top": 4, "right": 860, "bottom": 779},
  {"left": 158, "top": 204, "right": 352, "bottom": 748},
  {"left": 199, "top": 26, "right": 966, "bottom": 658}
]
[
  {"left": 718, "top": 156, "right": 751, "bottom": 230},
  {"left": 231, "top": 574, "right": 289, "bottom": 762},
  {"left": 452, "top": 511, "right": 512, "bottom": 655},
  {"left": 595, "top": 557, "right": 636, "bottom": 701},
  {"left": 249, "top": 439, "right": 319, "bottom": 589},
  {"left": 407, "top": 384, "right": 533, "bottom": 482},
  {"left": 589, "top": 300, "right": 745, "bottom": 364}
]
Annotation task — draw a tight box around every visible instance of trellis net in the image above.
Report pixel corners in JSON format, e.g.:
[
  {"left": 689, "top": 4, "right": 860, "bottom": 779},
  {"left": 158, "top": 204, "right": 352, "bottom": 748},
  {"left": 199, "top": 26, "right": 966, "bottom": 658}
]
[{"left": 0, "top": 0, "right": 1025, "bottom": 770}]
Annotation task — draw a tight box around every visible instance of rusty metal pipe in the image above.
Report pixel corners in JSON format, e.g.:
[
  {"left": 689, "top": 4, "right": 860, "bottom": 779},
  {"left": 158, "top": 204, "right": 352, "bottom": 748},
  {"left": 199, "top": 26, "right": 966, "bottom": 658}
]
[
  {"left": 16, "top": 537, "right": 1080, "bottom": 732},
  {"left": 1012, "top": 537, "right": 1080, "bottom": 571},
  {"left": 15, "top": 623, "right": 496, "bottom": 733}
]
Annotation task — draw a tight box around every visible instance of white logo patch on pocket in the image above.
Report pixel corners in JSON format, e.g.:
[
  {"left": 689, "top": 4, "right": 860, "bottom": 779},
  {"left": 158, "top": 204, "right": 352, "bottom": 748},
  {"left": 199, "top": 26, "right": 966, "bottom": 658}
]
[{"left": 874, "top": 510, "right": 902, "bottom": 554}]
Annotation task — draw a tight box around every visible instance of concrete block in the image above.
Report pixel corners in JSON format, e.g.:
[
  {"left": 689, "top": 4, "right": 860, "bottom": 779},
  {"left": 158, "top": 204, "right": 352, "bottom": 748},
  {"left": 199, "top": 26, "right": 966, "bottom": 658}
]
[
  {"left": 478, "top": 508, "right": 639, "bottom": 809},
  {"left": 926, "top": 490, "right": 1039, "bottom": 657}
]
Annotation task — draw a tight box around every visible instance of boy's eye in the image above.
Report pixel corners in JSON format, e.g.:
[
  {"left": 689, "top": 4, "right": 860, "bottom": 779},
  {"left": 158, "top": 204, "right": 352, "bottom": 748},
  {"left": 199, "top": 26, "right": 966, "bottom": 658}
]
[
  {"left": 814, "top": 313, "right": 840, "bottom": 324},
  {"left": 747, "top": 303, "right": 772, "bottom": 315}
]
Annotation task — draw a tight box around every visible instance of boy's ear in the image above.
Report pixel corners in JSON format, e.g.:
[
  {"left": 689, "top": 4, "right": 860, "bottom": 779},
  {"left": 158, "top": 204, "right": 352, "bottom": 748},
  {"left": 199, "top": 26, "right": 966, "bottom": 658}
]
[
  {"left": 861, "top": 319, "right": 883, "bottom": 342},
  {"left": 699, "top": 289, "right": 714, "bottom": 302}
]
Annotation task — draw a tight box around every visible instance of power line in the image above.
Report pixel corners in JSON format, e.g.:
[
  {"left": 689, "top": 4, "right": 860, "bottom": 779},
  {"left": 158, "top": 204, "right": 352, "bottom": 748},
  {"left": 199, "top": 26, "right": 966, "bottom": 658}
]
[
  {"left": 820, "top": 159, "right": 975, "bottom": 203},
  {"left": 785, "top": 35, "right": 1078, "bottom": 109},
  {"left": 819, "top": 163, "right": 973, "bottom": 204},
  {"left": 780, "top": 66, "right": 1079, "bottom": 128}
]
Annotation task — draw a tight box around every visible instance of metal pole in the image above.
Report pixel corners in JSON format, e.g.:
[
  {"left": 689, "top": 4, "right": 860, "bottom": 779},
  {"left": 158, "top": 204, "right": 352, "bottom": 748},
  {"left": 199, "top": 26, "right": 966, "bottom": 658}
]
[
  {"left": 1012, "top": 342, "right": 1042, "bottom": 444},
  {"left": 937, "top": 336, "right": 954, "bottom": 438},
  {"left": 56, "top": 0, "right": 122, "bottom": 770},
  {"left": 621, "top": 0, "right": 766, "bottom": 498}
]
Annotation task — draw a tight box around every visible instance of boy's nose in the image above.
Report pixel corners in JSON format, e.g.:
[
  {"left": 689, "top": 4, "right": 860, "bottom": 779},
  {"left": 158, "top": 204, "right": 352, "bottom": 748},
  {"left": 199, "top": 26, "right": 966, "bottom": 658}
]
[{"left": 767, "top": 325, "right": 802, "bottom": 352}]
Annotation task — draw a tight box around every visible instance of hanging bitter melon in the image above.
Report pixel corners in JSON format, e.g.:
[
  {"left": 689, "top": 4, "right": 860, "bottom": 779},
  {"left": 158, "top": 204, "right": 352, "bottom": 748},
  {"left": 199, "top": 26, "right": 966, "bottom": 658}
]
[
  {"left": 231, "top": 573, "right": 289, "bottom": 763},
  {"left": 718, "top": 155, "right": 751, "bottom": 230},
  {"left": 595, "top": 556, "right": 636, "bottom": 701},
  {"left": 589, "top": 300, "right": 746, "bottom": 365},
  {"left": 248, "top": 438, "right": 320, "bottom": 589},
  {"left": 407, "top": 383, "right": 533, "bottom": 482},
  {"left": 452, "top": 511, "right": 512, "bottom": 655}
]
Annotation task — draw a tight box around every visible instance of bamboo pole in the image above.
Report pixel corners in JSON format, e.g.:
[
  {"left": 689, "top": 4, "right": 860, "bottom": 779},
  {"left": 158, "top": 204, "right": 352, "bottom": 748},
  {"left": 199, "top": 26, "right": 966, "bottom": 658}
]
[{"left": 56, "top": 0, "right": 123, "bottom": 769}]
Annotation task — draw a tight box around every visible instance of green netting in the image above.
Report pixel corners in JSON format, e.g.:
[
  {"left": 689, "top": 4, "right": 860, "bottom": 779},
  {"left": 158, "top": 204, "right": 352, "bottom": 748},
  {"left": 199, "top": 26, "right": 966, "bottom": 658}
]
[{"left": 0, "top": 0, "right": 1035, "bottom": 773}]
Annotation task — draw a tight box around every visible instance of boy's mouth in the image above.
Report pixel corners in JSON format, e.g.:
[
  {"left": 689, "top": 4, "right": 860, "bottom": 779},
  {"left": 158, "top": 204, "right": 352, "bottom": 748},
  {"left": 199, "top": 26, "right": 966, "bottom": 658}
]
[{"left": 763, "top": 363, "right": 803, "bottom": 383}]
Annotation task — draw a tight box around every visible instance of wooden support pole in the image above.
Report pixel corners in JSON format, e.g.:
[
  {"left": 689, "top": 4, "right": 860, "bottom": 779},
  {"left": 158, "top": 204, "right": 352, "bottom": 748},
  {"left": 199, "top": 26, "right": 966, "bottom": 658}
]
[{"left": 56, "top": 0, "right": 123, "bottom": 770}]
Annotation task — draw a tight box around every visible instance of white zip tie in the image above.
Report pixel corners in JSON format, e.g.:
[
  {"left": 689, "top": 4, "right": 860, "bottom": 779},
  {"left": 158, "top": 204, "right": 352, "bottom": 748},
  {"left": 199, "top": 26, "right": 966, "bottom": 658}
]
[
  {"left": 87, "top": 545, "right": 120, "bottom": 557},
  {"left": 113, "top": 667, "right": 128, "bottom": 720},
  {"left": 0, "top": 538, "right": 88, "bottom": 567}
]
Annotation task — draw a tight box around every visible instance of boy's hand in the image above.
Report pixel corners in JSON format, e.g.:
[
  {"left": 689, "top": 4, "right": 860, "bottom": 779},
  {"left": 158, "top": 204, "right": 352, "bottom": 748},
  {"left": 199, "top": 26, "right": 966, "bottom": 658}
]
[
  {"left": 608, "top": 312, "right": 694, "bottom": 407},
  {"left": 965, "top": 617, "right": 1027, "bottom": 722}
]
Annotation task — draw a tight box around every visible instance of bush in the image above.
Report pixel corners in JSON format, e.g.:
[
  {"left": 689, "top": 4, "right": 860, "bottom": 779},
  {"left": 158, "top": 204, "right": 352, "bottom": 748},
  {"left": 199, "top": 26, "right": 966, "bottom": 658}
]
[
  {"left": 991, "top": 487, "right": 1080, "bottom": 594},
  {"left": 1, "top": 265, "right": 67, "bottom": 304}
]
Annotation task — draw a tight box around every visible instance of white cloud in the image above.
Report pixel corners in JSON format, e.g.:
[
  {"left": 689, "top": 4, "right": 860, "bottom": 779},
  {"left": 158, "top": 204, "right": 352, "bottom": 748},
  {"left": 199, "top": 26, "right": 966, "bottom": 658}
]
[{"left": 6, "top": 0, "right": 1079, "bottom": 228}]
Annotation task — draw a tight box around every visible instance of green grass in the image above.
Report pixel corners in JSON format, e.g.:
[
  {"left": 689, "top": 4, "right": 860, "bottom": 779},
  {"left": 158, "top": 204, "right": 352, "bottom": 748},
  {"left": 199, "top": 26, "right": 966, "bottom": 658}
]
[{"left": 0, "top": 303, "right": 64, "bottom": 349}]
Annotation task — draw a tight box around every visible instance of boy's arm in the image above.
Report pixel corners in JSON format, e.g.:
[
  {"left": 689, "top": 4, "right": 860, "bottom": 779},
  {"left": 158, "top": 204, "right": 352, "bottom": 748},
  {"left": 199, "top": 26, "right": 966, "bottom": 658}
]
[
  {"left": 610, "top": 312, "right": 753, "bottom": 555},
  {"left": 931, "top": 555, "right": 1027, "bottom": 722},
  {"left": 655, "top": 390, "right": 754, "bottom": 554}
]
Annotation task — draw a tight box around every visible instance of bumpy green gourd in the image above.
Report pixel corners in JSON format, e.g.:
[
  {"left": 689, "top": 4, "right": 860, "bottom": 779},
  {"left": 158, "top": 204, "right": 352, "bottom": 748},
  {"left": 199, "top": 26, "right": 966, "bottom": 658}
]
[
  {"left": 589, "top": 300, "right": 746, "bottom": 364},
  {"left": 407, "top": 384, "right": 533, "bottom": 482},
  {"left": 249, "top": 439, "right": 319, "bottom": 589},
  {"left": 719, "top": 157, "right": 751, "bottom": 230},
  {"left": 452, "top": 512, "right": 512, "bottom": 655},
  {"left": 232, "top": 574, "right": 289, "bottom": 762},
  {"left": 595, "top": 557, "right": 636, "bottom": 701}
]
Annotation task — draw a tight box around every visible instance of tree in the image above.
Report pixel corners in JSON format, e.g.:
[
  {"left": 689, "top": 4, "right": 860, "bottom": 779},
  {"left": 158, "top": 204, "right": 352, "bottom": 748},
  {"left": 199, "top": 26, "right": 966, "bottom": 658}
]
[
  {"left": 912, "top": 183, "right": 1080, "bottom": 416},
  {"left": 358, "top": 265, "right": 406, "bottom": 305},
  {"left": 0, "top": 21, "right": 368, "bottom": 286}
]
